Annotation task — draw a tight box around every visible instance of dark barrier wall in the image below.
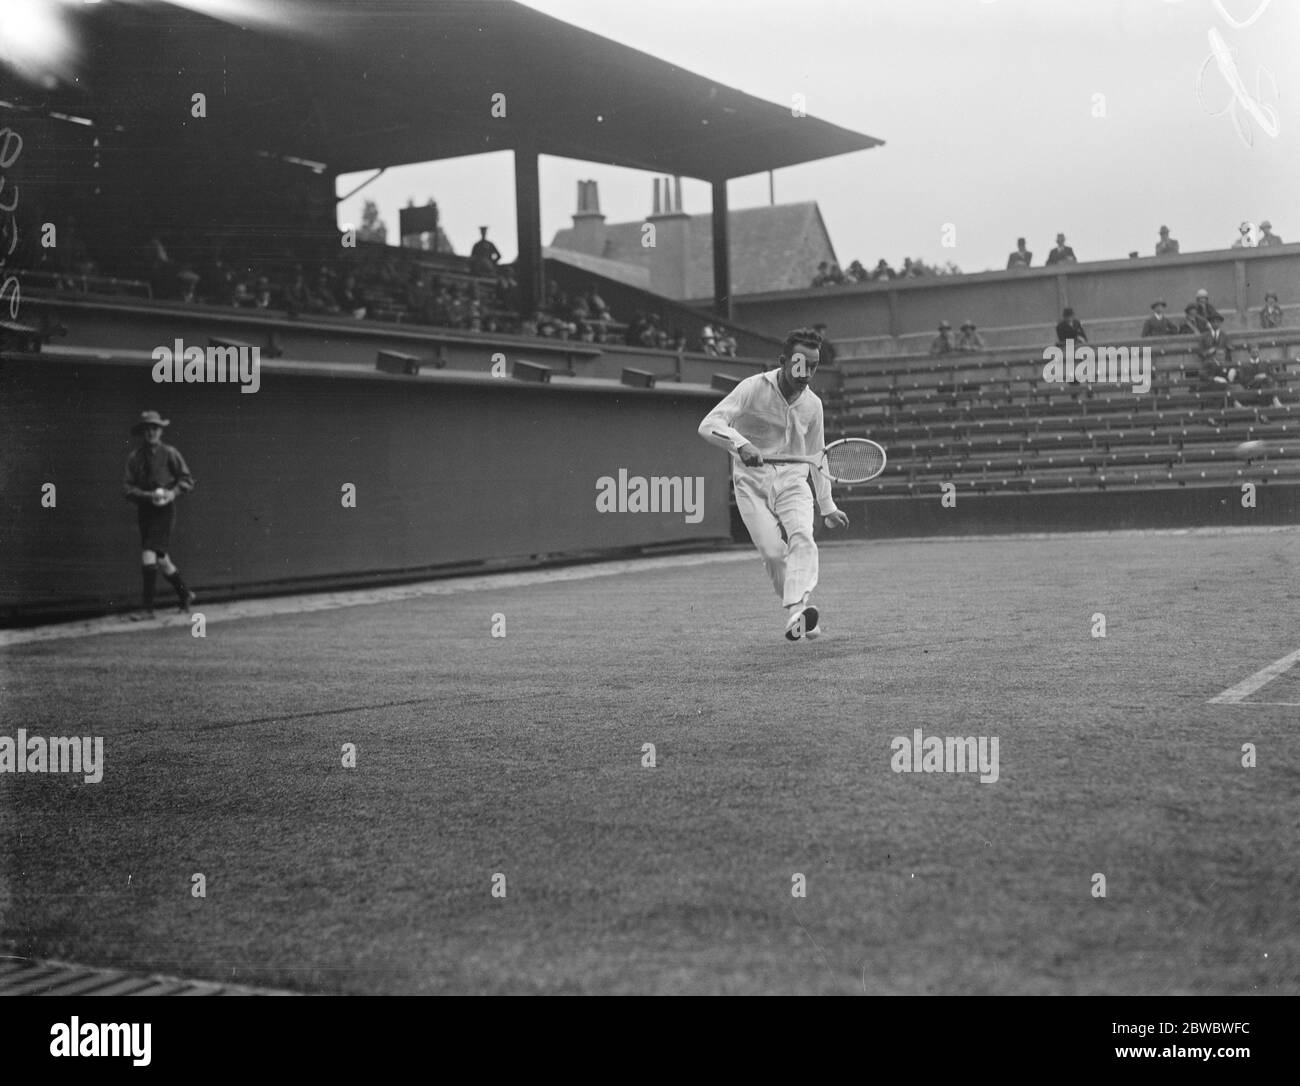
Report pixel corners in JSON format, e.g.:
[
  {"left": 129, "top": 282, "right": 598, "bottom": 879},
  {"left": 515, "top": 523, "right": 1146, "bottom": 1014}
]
[
  {"left": 733, "top": 244, "right": 1300, "bottom": 354},
  {"left": 22, "top": 294, "right": 770, "bottom": 386},
  {"left": 0, "top": 354, "right": 732, "bottom": 620}
]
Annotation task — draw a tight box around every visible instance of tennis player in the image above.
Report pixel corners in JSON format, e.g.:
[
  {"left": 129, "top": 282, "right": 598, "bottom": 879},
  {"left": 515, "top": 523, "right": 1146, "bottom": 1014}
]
[{"left": 698, "top": 327, "right": 848, "bottom": 640}]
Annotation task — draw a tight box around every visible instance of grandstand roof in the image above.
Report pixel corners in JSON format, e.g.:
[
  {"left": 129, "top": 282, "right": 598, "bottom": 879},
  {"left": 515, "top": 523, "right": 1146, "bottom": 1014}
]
[{"left": 30, "top": 0, "right": 882, "bottom": 182}]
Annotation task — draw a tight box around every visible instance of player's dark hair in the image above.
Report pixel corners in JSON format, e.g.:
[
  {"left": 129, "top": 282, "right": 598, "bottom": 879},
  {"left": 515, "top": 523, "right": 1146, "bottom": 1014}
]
[{"left": 783, "top": 327, "right": 823, "bottom": 359}]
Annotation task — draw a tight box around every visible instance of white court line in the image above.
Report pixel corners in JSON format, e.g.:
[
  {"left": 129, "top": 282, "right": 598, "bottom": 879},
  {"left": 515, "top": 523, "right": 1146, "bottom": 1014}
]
[
  {"left": 1209, "top": 648, "right": 1300, "bottom": 705},
  {"left": 0, "top": 550, "right": 755, "bottom": 647}
]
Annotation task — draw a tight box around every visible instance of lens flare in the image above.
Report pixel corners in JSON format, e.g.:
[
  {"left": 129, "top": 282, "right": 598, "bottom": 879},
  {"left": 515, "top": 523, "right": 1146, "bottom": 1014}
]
[{"left": 0, "top": 0, "right": 79, "bottom": 87}]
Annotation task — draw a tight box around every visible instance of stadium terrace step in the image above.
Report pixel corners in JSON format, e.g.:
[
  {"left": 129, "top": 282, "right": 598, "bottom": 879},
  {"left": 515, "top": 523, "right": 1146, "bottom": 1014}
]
[
  {"left": 1043, "top": 451, "right": 1107, "bottom": 469},
  {"left": 1177, "top": 445, "right": 1241, "bottom": 464},
  {"left": 1170, "top": 463, "right": 1245, "bottom": 484},
  {"left": 1022, "top": 467, "right": 1090, "bottom": 488},
  {"left": 1105, "top": 448, "right": 1177, "bottom": 467},
  {"left": 1247, "top": 422, "right": 1296, "bottom": 439},
  {"left": 1254, "top": 459, "right": 1300, "bottom": 478}
]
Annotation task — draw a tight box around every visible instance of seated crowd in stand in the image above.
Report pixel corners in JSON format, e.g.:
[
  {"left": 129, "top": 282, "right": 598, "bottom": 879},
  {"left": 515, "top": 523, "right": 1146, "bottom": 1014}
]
[
  {"left": 813, "top": 255, "right": 961, "bottom": 286},
  {"left": 24, "top": 231, "right": 741, "bottom": 355}
]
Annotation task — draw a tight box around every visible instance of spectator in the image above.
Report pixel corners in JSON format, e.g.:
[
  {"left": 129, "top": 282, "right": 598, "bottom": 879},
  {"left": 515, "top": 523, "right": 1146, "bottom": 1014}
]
[
  {"left": 700, "top": 321, "right": 718, "bottom": 355},
  {"left": 1142, "top": 300, "right": 1180, "bottom": 337},
  {"left": 1235, "top": 343, "right": 1284, "bottom": 408},
  {"left": 1197, "top": 315, "right": 1234, "bottom": 407},
  {"left": 1192, "top": 288, "right": 1223, "bottom": 326},
  {"left": 956, "top": 320, "right": 985, "bottom": 352},
  {"left": 1199, "top": 313, "right": 1233, "bottom": 370},
  {"left": 469, "top": 227, "right": 501, "bottom": 277},
  {"left": 716, "top": 326, "right": 737, "bottom": 357},
  {"left": 813, "top": 323, "right": 837, "bottom": 366},
  {"left": 1155, "top": 225, "right": 1180, "bottom": 257},
  {"left": 1055, "top": 307, "right": 1086, "bottom": 347},
  {"left": 1258, "top": 220, "right": 1283, "bottom": 247},
  {"left": 313, "top": 270, "right": 340, "bottom": 315},
  {"left": 284, "top": 268, "right": 316, "bottom": 314},
  {"left": 1045, "top": 233, "right": 1077, "bottom": 265},
  {"left": 1178, "top": 303, "right": 1207, "bottom": 336},
  {"left": 811, "top": 262, "right": 830, "bottom": 287},
  {"left": 929, "top": 321, "right": 956, "bottom": 355},
  {"left": 871, "top": 259, "right": 896, "bottom": 281},
  {"left": 826, "top": 262, "right": 847, "bottom": 285},
  {"left": 335, "top": 274, "right": 366, "bottom": 318},
  {"left": 1260, "top": 292, "right": 1284, "bottom": 329},
  {"left": 1231, "top": 221, "right": 1257, "bottom": 248},
  {"left": 1006, "top": 237, "right": 1033, "bottom": 268},
  {"left": 250, "top": 276, "right": 275, "bottom": 311},
  {"left": 900, "top": 257, "right": 918, "bottom": 278},
  {"left": 176, "top": 268, "right": 200, "bottom": 304}
]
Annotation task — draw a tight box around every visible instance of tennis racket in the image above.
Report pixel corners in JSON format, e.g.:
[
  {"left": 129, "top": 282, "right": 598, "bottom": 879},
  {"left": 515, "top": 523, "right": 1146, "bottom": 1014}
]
[{"left": 763, "top": 438, "right": 887, "bottom": 483}]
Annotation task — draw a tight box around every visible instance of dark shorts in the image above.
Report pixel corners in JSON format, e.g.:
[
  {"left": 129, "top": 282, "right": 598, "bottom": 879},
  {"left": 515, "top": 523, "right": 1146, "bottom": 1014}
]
[{"left": 137, "top": 503, "right": 176, "bottom": 552}]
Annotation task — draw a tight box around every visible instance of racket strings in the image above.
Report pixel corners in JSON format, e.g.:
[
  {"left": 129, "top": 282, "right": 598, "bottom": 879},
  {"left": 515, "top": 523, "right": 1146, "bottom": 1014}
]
[{"left": 826, "top": 441, "right": 884, "bottom": 481}]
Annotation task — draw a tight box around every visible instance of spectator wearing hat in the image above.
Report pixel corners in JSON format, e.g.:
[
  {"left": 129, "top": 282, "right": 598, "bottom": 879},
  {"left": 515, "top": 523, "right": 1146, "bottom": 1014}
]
[
  {"left": 871, "top": 259, "right": 896, "bottom": 281},
  {"left": 1055, "top": 308, "right": 1087, "bottom": 348},
  {"left": 1198, "top": 313, "right": 1233, "bottom": 371},
  {"left": 1155, "top": 226, "right": 1180, "bottom": 257},
  {"left": 1045, "top": 234, "right": 1077, "bottom": 266},
  {"left": 811, "top": 262, "right": 831, "bottom": 287},
  {"left": 1142, "top": 300, "right": 1180, "bottom": 337},
  {"left": 1191, "top": 288, "right": 1223, "bottom": 326},
  {"left": 122, "top": 411, "right": 197, "bottom": 620},
  {"left": 1006, "top": 238, "right": 1033, "bottom": 269},
  {"left": 1258, "top": 221, "right": 1283, "bottom": 247},
  {"left": 956, "top": 320, "right": 985, "bottom": 352},
  {"left": 929, "top": 321, "right": 956, "bottom": 355},
  {"left": 1260, "top": 292, "right": 1284, "bottom": 329},
  {"left": 1178, "top": 304, "right": 1208, "bottom": 336},
  {"left": 470, "top": 227, "right": 502, "bottom": 277}
]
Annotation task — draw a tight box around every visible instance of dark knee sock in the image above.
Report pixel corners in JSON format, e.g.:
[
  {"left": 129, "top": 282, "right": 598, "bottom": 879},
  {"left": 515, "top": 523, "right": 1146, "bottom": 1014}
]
[
  {"left": 163, "top": 569, "right": 189, "bottom": 599},
  {"left": 142, "top": 566, "right": 158, "bottom": 609}
]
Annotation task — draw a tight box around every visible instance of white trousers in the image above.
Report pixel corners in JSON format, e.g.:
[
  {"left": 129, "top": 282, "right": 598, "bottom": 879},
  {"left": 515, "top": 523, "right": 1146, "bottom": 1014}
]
[{"left": 733, "top": 471, "right": 818, "bottom": 609}]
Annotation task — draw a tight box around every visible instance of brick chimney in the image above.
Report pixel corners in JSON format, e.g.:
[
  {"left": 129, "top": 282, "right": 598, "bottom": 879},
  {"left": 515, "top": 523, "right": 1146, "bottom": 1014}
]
[
  {"left": 646, "top": 174, "right": 690, "bottom": 299},
  {"left": 570, "top": 179, "right": 606, "bottom": 255}
]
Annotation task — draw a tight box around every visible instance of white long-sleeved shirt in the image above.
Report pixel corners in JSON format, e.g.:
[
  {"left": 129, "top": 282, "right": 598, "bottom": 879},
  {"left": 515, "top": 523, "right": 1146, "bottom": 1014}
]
[{"left": 698, "top": 369, "right": 839, "bottom": 516}]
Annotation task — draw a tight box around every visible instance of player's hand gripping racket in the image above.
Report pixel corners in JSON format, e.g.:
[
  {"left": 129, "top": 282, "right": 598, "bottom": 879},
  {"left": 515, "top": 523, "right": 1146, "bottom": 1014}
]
[{"left": 763, "top": 438, "right": 887, "bottom": 484}]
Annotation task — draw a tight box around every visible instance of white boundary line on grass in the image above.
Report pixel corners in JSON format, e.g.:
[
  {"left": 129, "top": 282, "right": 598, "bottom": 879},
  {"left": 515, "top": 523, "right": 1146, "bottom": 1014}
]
[{"left": 1209, "top": 648, "right": 1300, "bottom": 705}]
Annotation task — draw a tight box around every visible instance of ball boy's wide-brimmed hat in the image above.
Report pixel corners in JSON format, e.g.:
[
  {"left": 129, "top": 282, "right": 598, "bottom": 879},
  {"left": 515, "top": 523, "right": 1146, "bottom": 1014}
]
[{"left": 130, "top": 410, "right": 170, "bottom": 433}]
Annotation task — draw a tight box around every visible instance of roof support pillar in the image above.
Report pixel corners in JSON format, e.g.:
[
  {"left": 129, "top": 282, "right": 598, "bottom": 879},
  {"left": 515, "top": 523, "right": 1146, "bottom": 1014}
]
[
  {"left": 514, "top": 143, "right": 543, "bottom": 319},
  {"left": 711, "top": 178, "right": 732, "bottom": 321}
]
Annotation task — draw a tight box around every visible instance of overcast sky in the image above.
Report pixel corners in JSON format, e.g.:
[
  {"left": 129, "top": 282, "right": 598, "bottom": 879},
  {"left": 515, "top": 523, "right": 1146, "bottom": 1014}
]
[{"left": 337, "top": 0, "right": 1297, "bottom": 275}]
